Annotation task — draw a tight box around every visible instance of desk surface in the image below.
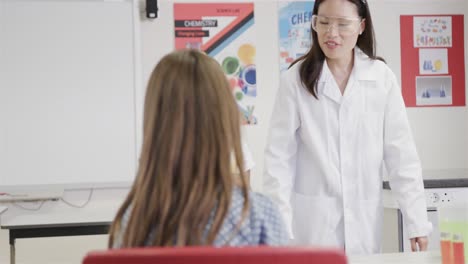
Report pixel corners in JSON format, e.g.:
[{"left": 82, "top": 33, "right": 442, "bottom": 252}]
[
  {"left": 1, "top": 206, "right": 116, "bottom": 229},
  {"left": 348, "top": 251, "right": 440, "bottom": 264},
  {"left": 1, "top": 218, "right": 111, "bottom": 229}
]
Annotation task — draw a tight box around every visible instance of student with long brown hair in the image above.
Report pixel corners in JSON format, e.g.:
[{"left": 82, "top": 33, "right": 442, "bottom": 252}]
[{"left": 108, "top": 49, "right": 287, "bottom": 248}]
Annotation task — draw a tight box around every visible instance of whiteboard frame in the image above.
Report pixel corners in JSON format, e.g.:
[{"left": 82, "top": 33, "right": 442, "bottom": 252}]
[{"left": 0, "top": 0, "right": 142, "bottom": 190}]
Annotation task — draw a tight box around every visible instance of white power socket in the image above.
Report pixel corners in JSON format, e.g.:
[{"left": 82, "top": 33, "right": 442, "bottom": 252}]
[
  {"left": 429, "top": 191, "right": 453, "bottom": 202},
  {"left": 427, "top": 192, "right": 439, "bottom": 204},
  {"left": 425, "top": 188, "right": 466, "bottom": 207}
]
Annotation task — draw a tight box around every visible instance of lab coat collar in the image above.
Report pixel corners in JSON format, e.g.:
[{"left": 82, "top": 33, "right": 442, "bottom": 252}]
[
  {"left": 319, "top": 47, "right": 376, "bottom": 103},
  {"left": 320, "top": 60, "right": 342, "bottom": 104},
  {"left": 318, "top": 47, "right": 378, "bottom": 83}
]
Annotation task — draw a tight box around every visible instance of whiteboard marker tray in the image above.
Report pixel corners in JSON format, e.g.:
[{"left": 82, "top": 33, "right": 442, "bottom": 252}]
[{"left": 0, "top": 188, "right": 64, "bottom": 202}]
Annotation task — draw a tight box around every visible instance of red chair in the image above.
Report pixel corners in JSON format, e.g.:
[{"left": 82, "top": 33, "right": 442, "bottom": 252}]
[{"left": 83, "top": 246, "right": 347, "bottom": 264}]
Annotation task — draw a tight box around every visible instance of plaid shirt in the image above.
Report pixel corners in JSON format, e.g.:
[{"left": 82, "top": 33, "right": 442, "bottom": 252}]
[{"left": 112, "top": 188, "right": 288, "bottom": 247}]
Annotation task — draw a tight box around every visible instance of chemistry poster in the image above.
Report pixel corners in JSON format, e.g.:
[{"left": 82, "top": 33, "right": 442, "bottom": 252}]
[
  {"left": 278, "top": 1, "right": 314, "bottom": 72},
  {"left": 174, "top": 3, "right": 258, "bottom": 125},
  {"left": 400, "top": 15, "right": 465, "bottom": 107}
]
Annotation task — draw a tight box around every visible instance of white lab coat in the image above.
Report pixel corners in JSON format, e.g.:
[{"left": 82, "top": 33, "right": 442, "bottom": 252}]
[
  {"left": 263, "top": 48, "right": 432, "bottom": 254},
  {"left": 231, "top": 140, "right": 255, "bottom": 174},
  {"left": 242, "top": 140, "right": 256, "bottom": 172}
]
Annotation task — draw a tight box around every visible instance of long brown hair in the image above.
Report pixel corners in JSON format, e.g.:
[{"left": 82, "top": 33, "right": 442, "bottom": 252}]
[
  {"left": 290, "top": 0, "right": 384, "bottom": 99},
  {"left": 108, "top": 49, "right": 249, "bottom": 247}
]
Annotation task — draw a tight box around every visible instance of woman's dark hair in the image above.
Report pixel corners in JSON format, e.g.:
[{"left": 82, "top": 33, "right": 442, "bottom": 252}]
[{"left": 290, "top": 0, "right": 384, "bottom": 99}]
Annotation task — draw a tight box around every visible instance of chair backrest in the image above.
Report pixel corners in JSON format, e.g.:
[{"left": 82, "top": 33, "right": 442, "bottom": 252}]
[{"left": 83, "top": 246, "right": 347, "bottom": 264}]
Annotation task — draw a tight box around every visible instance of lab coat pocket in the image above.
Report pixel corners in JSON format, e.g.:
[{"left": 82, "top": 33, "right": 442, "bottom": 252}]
[{"left": 290, "top": 192, "right": 338, "bottom": 246}]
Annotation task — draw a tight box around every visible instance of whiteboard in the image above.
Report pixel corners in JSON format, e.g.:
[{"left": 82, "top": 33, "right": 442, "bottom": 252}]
[{"left": 0, "top": 0, "right": 141, "bottom": 187}]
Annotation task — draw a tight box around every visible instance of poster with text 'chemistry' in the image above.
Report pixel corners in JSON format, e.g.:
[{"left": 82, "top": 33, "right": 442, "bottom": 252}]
[
  {"left": 174, "top": 3, "right": 257, "bottom": 125},
  {"left": 400, "top": 15, "right": 465, "bottom": 107},
  {"left": 278, "top": 1, "right": 314, "bottom": 72}
]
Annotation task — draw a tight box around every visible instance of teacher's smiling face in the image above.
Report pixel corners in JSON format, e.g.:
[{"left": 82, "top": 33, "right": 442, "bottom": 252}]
[{"left": 313, "top": 0, "right": 365, "bottom": 64}]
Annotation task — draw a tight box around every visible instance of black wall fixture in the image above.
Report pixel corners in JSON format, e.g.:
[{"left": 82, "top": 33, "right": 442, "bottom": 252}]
[{"left": 146, "top": 0, "right": 158, "bottom": 19}]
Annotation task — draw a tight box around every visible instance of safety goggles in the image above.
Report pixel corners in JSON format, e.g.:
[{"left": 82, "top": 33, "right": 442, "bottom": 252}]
[{"left": 311, "top": 15, "right": 364, "bottom": 35}]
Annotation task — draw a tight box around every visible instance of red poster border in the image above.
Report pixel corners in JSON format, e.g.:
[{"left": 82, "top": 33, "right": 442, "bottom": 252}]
[
  {"left": 400, "top": 15, "right": 465, "bottom": 107},
  {"left": 173, "top": 3, "right": 254, "bottom": 53}
]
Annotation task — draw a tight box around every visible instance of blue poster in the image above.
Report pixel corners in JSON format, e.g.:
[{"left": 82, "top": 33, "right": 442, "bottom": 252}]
[{"left": 278, "top": 1, "right": 314, "bottom": 72}]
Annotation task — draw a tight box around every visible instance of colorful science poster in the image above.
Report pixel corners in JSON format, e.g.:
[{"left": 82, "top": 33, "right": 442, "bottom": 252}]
[
  {"left": 174, "top": 3, "right": 257, "bottom": 125},
  {"left": 278, "top": 1, "right": 314, "bottom": 72},
  {"left": 400, "top": 15, "right": 465, "bottom": 107}
]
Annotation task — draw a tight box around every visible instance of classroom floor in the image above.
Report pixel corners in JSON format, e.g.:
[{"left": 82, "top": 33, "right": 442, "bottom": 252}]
[{"left": 0, "top": 230, "right": 107, "bottom": 264}]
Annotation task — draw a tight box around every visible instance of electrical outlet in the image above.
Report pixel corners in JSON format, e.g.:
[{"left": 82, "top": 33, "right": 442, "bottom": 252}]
[
  {"left": 426, "top": 190, "right": 456, "bottom": 206},
  {"left": 427, "top": 192, "right": 440, "bottom": 203},
  {"left": 438, "top": 191, "right": 453, "bottom": 203}
]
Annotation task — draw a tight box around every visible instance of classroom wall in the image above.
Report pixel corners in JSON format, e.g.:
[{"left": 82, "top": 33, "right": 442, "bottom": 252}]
[
  {"left": 369, "top": 0, "right": 468, "bottom": 178},
  {"left": 0, "top": 1, "right": 466, "bottom": 262},
  {"left": 138, "top": 0, "right": 468, "bottom": 190},
  {"left": 138, "top": 0, "right": 282, "bottom": 190},
  {"left": 3, "top": 0, "right": 464, "bottom": 189}
]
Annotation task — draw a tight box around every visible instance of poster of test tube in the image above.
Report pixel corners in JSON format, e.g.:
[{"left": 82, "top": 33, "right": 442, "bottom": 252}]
[{"left": 416, "top": 76, "right": 452, "bottom": 106}]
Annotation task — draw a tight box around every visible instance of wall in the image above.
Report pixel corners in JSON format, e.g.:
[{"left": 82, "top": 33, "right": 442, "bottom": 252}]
[
  {"left": 137, "top": 0, "right": 281, "bottom": 189},
  {"left": 139, "top": 0, "right": 468, "bottom": 190},
  {"left": 3, "top": 0, "right": 463, "bottom": 188},
  {"left": 369, "top": 0, "right": 468, "bottom": 179},
  {"left": 0, "top": 1, "right": 466, "bottom": 262}
]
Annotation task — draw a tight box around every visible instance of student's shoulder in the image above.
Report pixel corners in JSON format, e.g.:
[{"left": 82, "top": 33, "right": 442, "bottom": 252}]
[
  {"left": 232, "top": 188, "right": 281, "bottom": 215},
  {"left": 248, "top": 191, "right": 281, "bottom": 219},
  {"left": 232, "top": 188, "right": 275, "bottom": 209},
  {"left": 249, "top": 191, "right": 274, "bottom": 204}
]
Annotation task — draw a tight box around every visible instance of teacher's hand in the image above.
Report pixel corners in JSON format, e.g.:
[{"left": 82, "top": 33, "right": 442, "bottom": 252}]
[{"left": 410, "top": 236, "right": 428, "bottom": 251}]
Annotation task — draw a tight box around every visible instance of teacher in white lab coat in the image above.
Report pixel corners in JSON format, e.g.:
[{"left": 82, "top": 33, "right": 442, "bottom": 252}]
[{"left": 263, "top": 0, "right": 432, "bottom": 255}]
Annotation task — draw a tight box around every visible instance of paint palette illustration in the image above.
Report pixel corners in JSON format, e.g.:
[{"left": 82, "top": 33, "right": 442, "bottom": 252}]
[{"left": 221, "top": 43, "right": 257, "bottom": 124}]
